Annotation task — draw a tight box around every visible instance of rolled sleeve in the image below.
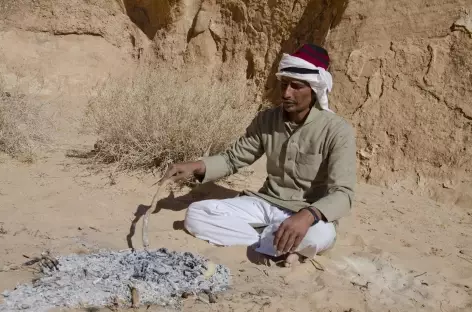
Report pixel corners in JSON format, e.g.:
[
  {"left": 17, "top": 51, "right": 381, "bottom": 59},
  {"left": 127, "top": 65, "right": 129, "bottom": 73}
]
[
  {"left": 201, "top": 155, "right": 232, "bottom": 183},
  {"left": 311, "top": 122, "right": 357, "bottom": 222}
]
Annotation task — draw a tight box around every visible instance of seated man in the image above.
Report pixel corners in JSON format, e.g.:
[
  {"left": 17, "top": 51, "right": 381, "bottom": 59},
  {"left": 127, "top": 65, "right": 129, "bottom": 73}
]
[{"left": 163, "top": 44, "right": 356, "bottom": 265}]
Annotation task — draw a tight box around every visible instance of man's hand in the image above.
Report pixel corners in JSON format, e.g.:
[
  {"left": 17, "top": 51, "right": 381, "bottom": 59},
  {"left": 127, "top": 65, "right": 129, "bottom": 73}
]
[
  {"left": 162, "top": 161, "right": 206, "bottom": 182},
  {"left": 273, "top": 209, "right": 315, "bottom": 254}
]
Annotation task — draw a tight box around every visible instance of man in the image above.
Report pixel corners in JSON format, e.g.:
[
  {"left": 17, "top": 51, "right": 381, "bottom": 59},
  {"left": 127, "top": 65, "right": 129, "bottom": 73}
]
[{"left": 163, "top": 44, "right": 356, "bottom": 266}]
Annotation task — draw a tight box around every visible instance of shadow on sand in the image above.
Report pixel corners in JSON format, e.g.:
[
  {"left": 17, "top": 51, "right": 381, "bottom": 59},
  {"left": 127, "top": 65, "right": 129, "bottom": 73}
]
[{"left": 126, "top": 182, "right": 240, "bottom": 249}]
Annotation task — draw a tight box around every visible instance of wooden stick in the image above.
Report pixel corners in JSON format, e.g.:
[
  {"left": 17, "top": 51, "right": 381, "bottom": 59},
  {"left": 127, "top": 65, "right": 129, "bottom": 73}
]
[
  {"left": 128, "top": 285, "right": 140, "bottom": 308},
  {"left": 142, "top": 179, "right": 172, "bottom": 250},
  {"left": 414, "top": 272, "right": 427, "bottom": 278},
  {"left": 457, "top": 254, "right": 472, "bottom": 265}
]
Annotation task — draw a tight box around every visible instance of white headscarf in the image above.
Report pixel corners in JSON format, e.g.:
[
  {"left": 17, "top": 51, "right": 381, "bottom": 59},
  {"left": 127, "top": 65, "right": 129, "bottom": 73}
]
[{"left": 275, "top": 53, "right": 334, "bottom": 113}]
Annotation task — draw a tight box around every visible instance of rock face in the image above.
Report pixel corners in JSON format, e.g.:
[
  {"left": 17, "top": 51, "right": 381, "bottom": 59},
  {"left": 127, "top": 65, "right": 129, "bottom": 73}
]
[
  {"left": 123, "top": 0, "right": 347, "bottom": 93},
  {"left": 0, "top": 0, "right": 149, "bottom": 93},
  {"left": 325, "top": 0, "right": 472, "bottom": 207},
  {"left": 0, "top": 0, "right": 470, "bottom": 206}
]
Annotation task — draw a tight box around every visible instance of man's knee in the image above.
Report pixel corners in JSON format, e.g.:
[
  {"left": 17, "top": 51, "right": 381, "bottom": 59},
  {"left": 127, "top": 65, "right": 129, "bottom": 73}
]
[
  {"left": 184, "top": 200, "right": 215, "bottom": 235},
  {"left": 300, "top": 222, "right": 337, "bottom": 253},
  {"left": 183, "top": 202, "right": 201, "bottom": 234}
]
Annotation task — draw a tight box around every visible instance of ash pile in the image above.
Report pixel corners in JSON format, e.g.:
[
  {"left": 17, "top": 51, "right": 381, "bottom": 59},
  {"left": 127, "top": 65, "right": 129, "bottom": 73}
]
[{"left": 1, "top": 248, "right": 231, "bottom": 311}]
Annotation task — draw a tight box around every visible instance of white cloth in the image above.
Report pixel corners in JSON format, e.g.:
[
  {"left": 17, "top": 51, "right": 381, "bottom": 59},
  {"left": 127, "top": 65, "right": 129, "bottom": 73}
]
[
  {"left": 184, "top": 196, "right": 336, "bottom": 258},
  {"left": 275, "top": 53, "right": 334, "bottom": 113}
]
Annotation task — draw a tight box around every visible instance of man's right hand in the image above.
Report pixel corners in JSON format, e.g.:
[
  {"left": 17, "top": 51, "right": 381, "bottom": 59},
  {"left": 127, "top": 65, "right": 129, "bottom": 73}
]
[{"left": 162, "top": 161, "right": 206, "bottom": 182}]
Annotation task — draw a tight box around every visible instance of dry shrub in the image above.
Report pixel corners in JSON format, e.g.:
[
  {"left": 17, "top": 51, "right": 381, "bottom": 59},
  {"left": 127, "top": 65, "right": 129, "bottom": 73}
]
[
  {"left": 0, "top": 91, "right": 48, "bottom": 162},
  {"left": 86, "top": 68, "right": 258, "bottom": 171}
]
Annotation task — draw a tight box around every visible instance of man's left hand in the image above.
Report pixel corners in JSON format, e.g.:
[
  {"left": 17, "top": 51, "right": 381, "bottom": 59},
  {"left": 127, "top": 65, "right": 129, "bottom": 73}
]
[{"left": 273, "top": 209, "right": 315, "bottom": 254}]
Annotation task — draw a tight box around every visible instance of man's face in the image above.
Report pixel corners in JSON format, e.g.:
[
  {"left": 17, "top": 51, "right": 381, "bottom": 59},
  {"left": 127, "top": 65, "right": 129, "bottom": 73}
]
[{"left": 280, "top": 77, "right": 313, "bottom": 113}]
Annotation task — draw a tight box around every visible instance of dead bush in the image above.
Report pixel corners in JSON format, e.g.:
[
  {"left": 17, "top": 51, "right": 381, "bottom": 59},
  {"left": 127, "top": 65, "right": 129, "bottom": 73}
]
[
  {"left": 85, "top": 68, "right": 259, "bottom": 172},
  {"left": 0, "top": 91, "right": 48, "bottom": 162}
]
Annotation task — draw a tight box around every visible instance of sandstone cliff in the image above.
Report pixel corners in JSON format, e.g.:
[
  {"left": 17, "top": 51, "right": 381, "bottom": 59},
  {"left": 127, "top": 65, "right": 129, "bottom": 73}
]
[
  {"left": 325, "top": 0, "right": 472, "bottom": 208},
  {"left": 122, "top": 0, "right": 347, "bottom": 96}
]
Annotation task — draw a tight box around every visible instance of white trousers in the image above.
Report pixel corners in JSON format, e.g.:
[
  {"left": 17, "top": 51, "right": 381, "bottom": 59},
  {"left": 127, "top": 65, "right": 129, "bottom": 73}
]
[{"left": 184, "top": 196, "right": 337, "bottom": 258}]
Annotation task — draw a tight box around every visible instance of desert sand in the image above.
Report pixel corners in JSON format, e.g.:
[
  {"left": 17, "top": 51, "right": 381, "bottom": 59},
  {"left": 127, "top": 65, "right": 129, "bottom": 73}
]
[{"left": 1, "top": 153, "right": 471, "bottom": 311}]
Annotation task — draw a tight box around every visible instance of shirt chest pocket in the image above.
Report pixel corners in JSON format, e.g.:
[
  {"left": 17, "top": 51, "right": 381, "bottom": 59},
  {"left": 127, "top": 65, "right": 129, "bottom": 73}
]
[{"left": 295, "top": 152, "right": 323, "bottom": 182}]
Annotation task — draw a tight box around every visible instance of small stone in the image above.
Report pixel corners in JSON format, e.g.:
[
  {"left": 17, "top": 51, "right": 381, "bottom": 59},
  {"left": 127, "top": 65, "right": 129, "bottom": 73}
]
[{"left": 208, "top": 292, "right": 218, "bottom": 303}]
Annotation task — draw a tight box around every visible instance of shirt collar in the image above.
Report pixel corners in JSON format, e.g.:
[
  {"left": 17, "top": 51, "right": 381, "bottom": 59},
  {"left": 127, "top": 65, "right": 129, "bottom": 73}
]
[{"left": 304, "top": 106, "right": 322, "bottom": 124}]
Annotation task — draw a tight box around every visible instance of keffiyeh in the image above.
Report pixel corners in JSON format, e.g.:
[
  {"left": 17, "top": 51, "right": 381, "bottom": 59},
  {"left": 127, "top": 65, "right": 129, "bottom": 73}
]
[{"left": 275, "top": 44, "right": 334, "bottom": 113}]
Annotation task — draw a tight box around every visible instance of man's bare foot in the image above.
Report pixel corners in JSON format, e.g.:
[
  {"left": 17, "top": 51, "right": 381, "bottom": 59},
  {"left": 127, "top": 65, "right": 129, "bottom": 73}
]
[
  {"left": 283, "top": 253, "right": 305, "bottom": 268},
  {"left": 247, "top": 248, "right": 307, "bottom": 267}
]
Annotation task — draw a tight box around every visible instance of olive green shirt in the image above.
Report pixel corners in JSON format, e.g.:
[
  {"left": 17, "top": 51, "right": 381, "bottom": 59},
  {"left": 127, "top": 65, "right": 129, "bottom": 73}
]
[{"left": 201, "top": 105, "right": 356, "bottom": 223}]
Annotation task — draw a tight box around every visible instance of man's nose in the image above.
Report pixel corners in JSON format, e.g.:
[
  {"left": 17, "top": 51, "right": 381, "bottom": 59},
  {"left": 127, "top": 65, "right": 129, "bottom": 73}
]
[{"left": 282, "top": 85, "right": 294, "bottom": 99}]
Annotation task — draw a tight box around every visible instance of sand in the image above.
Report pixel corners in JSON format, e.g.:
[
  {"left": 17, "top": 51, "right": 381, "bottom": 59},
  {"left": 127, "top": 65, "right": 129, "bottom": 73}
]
[{"left": 1, "top": 153, "right": 471, "bottom": 312}]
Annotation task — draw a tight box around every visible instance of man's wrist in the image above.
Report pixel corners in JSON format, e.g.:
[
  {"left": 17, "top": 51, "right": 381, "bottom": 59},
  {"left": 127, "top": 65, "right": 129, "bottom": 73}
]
[
  {"left": 299, "top": 208, "right": 316, "bottom": 225},
  {"left": 192, "top": 160, "right": 206, "bottom": 182},
  {"left": 300, "top": 207, "right": 323, "bottom": 225},
  {"left": 194, "top": 160, "right": 206, "bottom": 176}
]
